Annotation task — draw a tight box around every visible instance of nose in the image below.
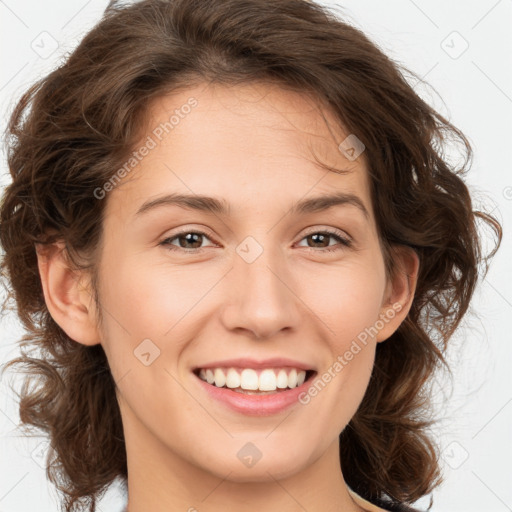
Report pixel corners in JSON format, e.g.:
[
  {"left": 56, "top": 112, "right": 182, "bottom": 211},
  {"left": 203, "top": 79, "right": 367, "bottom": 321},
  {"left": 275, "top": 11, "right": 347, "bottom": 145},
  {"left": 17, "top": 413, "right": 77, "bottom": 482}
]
[{"left": 220, "top": 241, "right": 302, "bottom": 340}]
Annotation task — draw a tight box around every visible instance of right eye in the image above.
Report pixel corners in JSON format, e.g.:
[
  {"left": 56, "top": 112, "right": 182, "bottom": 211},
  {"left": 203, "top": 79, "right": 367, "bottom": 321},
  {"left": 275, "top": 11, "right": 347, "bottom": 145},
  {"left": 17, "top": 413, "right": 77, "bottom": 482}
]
[{"left": 159, "top": 230, "right": 218, "bottom": 253}]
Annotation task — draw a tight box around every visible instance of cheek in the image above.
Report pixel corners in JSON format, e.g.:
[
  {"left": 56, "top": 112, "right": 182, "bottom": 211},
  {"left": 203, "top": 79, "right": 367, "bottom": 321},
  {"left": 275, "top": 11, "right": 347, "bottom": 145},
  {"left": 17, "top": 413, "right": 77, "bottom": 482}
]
[
  {"left": 102, "top": 247, "right": 387, "bottom": 355},
  {"left": 101, "top": 252, "right": 209, "bottom": 338},
  {"left": 299, "top": 256, "right": 387, "bottom": 342},
  {"left": 300, "top": 263, "right": 383, "bottom": 438},
  {"left": 97, "top": 252, "right": 228, "bottom": 388}
]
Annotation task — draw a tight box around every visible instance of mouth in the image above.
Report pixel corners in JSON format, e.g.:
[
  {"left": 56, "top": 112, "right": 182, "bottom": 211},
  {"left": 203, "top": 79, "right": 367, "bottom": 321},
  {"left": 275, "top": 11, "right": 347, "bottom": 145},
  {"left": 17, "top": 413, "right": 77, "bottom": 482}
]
[{"left": 192, "top": 366, "right": 317, "bottom": 395}]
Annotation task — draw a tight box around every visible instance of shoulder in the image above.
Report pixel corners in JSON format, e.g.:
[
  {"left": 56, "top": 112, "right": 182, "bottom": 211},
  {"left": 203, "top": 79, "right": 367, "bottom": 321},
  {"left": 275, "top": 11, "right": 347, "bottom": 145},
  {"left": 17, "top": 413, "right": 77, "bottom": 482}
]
[{"left": 348, "top": 487, "right": 425, "bottom": 512}]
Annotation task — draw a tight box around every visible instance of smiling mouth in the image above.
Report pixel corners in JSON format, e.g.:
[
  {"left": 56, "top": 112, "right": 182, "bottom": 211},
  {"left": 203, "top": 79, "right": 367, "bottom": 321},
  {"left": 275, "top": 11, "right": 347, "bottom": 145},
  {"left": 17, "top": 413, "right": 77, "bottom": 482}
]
[{"left": 192, "top": 367, "right": 317, "bottom": 394}]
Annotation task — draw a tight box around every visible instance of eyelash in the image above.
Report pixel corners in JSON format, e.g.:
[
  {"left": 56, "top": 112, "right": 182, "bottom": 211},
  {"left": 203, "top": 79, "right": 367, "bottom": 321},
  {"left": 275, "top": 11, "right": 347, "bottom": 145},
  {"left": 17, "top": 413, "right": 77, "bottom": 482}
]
[{"left": 159, "top": 228, "right": 352, "bottom": 254}]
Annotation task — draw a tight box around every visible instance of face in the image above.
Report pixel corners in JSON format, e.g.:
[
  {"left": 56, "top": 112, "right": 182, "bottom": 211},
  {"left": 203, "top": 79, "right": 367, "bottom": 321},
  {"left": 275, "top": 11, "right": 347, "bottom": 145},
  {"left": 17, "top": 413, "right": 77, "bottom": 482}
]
[{"left": 67, "top": 82, "right": 414, "bottom": 485}]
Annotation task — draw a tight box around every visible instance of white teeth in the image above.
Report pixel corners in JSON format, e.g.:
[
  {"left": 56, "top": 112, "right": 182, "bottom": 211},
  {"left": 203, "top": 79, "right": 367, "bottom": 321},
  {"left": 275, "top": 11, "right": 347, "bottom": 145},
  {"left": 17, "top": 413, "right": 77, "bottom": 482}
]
[
  {"left": 197, "top": 367, "right": 308, "bottom": 391},
  {"left": 225, "top": 368, "right": 241, "bottom": 388},
  {"left": 288, "top": 368, "right": 297, "bottom": 388},
  {"left": 240, "top": 369, "right": 259, "bottom": 390},
  {"left": 259, "top": 369, "right": 277, "bottom": 391},
  {"left": 205, "top": 369, "right": 215, "bottom": 384},
  {"left": 214, "top": 368, "right": 226, "bottom": 388},
  {"left": 276, "top": 369, "right": 288, "bottom": 388}
]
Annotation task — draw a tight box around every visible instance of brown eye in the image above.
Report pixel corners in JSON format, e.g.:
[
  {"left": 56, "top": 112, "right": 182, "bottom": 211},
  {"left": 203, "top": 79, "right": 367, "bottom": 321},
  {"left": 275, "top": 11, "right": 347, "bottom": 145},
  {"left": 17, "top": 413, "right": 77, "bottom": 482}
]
[
  {"left": 297, "top": 230, "right": 352, "bottom": 253},
  {"left": 160, "top": 230, "right": 215, "bottom": 252}
]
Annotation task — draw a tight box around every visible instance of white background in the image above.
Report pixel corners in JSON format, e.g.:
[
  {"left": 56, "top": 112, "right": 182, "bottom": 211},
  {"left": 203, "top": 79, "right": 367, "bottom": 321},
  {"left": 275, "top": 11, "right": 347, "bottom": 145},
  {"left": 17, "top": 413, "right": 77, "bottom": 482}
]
[{"left": 0, "top": 1, "right": 511, "bottom": 511}]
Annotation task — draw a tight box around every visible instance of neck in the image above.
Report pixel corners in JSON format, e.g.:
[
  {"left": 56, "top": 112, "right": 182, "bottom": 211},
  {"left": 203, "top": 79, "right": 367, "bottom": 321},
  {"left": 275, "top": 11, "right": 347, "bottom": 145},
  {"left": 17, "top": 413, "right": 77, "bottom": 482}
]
[{"left": 122, "top": 411, "right": 365, "bottom": 512}]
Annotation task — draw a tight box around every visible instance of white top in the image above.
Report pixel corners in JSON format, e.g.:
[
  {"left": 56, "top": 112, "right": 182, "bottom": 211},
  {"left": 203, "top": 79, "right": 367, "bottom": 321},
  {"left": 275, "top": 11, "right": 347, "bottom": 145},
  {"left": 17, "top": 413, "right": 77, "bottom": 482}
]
[{"left": 348, "top": 487, "right": 392, "bottom": 512}]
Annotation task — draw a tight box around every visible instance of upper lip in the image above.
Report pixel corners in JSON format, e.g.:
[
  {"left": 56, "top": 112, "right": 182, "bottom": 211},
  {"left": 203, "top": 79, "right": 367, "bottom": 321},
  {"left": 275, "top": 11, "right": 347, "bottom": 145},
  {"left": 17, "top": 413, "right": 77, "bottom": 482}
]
[{"left": 193, "top": 357, "right": 316, "bottom": 372}]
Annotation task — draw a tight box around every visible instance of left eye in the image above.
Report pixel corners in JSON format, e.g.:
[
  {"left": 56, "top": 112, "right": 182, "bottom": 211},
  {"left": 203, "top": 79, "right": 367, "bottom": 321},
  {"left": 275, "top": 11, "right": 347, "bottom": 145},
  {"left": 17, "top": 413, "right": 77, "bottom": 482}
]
[
  {"left": 159, "top": 229, "right": 352, "bottom": 253},
  {"left": 296, "top": 230, "right": 352, "bottom": 252}
]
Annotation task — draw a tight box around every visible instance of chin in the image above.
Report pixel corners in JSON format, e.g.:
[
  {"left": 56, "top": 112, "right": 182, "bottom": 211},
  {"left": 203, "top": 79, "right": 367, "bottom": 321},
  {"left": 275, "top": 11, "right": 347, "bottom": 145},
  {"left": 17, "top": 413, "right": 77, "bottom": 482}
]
[{"left": 202, "top": 448, "right": 310, "bottom": 483}]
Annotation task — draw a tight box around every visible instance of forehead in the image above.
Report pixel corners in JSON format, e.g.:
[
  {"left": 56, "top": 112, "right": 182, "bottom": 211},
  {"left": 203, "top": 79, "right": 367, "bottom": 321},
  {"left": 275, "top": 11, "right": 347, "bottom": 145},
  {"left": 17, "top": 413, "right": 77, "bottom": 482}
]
[{"left": 104, "top": 81, "right": 373, "bottom": 224}]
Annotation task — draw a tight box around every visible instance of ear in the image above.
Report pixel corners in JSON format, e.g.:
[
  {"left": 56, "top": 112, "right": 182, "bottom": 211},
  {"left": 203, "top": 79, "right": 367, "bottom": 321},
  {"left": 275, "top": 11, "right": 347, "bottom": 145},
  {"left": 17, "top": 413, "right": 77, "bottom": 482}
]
[
  {"left": 35, "top": 241, "right": 101, "bottom": 346},
  {"left": 376, "top": 245, "right": 419, "bottom": 343}
]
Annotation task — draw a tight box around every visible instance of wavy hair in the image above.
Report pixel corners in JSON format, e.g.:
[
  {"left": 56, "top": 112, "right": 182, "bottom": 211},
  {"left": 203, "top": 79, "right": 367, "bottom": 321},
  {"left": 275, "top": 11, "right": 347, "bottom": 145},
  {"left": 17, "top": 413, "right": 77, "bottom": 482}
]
[{"left": 0, "top": 1, "right": 502, "bottom": 511}]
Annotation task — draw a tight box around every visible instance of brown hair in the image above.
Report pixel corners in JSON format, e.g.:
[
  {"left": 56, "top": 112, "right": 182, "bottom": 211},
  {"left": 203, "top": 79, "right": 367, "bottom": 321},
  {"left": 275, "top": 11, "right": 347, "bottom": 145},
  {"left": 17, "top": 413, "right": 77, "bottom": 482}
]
[{"left": 0, "top": 1, "right": 502, "bottom": 511}]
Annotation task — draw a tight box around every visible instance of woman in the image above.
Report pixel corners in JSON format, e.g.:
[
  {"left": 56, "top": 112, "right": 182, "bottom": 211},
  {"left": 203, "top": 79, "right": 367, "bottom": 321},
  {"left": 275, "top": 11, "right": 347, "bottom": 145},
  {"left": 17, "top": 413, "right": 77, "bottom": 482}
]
[{"left": 0, "top": 1, "right": 501, "bottom": 511}]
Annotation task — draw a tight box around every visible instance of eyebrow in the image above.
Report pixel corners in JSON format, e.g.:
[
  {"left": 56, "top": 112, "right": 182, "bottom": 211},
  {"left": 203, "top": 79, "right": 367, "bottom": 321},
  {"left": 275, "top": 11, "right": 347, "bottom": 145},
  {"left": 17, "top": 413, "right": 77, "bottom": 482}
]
[{"left": 135, "top": 192, "right": 369, "bottom": 220}]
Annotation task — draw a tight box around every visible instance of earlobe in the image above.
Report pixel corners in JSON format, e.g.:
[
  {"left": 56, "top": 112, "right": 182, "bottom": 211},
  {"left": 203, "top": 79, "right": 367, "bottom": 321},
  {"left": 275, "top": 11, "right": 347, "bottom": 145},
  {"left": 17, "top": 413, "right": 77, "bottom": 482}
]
[
  {"left": 376, "top": 246, "right": 420, "bottom": 343},
  {"left": 35, "top": 241, "right": 101, "bottom": 346}
]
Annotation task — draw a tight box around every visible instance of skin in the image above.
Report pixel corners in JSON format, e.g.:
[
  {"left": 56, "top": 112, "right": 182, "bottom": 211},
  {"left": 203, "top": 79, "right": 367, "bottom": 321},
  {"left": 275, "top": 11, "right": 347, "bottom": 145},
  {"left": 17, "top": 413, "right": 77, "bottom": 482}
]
[{"left": 36, "top": 81, "right": 419, "bottom": 512}]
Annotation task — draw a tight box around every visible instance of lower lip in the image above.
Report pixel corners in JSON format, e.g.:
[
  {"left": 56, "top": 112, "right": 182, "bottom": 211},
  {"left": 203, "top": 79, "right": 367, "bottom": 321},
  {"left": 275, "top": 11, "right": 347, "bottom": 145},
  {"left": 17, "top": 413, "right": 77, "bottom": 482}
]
[{"left": 193, "top": 372, "right": 316, "bottom": 416}]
